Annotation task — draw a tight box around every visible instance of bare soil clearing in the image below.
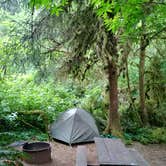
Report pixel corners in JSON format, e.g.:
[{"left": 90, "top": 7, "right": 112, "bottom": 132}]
[
  {"left": 22, "top": 141, "right": 166, "bottom": 166},
  {"left": 130, "top": 142, "right": 166, "bottom": 166}
]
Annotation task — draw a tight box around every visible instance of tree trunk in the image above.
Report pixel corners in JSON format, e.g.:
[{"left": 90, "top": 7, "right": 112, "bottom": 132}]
[
  {"left": 105, "top": 59, "right": 121, "bottom": 134},
  {"left": 125, "top": 57, "right": 133, "bottom": 104},
  {"left": 103, "top": 31, "right": 121, "bottom": 135},
  {"left": 139, "top": 35, "right": 149, "bottom": 125},
  {"left": 123, "top": 42, "right": 134, "bottom": 107}
]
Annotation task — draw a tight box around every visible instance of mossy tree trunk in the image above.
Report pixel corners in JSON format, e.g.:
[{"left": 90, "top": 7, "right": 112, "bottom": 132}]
[
  {"left": 139, "top": 34, "right": 149, "bottom": 125},
  {"left": 104, "top": 33, "right": 121, "bottom": 135},
  {"left": 106, "top": 59, "right": 121, "bottom": 134}
]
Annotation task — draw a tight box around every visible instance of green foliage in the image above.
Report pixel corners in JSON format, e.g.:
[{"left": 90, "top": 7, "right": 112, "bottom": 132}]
[
  {"left": 120, "top": 106, "right": 142, "bottom": 134},
  {"left": 0, "top": 9, "right": 31, "bottom": 76},
  {"left": 147, "top": 102, "right": 166, "bottom": 127},
  {"left": 0, "top": 131, "right": 47, "bottom": 146},
  {"left": 146, "top": 55, "right": 166, "bottom": 104},
  {"left": 79, "top": 83, "right": 108, "bottom": 132},
  {"left": 0, "top": 130, "right": 47, "bottom": 165},
  {"left": 124, "top": 127, "right": 166, "bottom": 145},
  {"left": 92, "top": 0, "right": 166, "bottom": 45},
  {"left": 145, "top": 55, "right": 166, "bottom": 126},
  {"left": 0, "top": 73, "right": 108, "bottom": 132},
  {"left": 0, "top": 74, "right": 79, "bottom": 132},
  {"left": 29, "top": 0, "right": 68, "bottom": 15},
  {"left": 0, "top": 147, "right": 23, "bottom": 166},
  {"left": 0, "top": 0, "right": 166, "bottom": 151}
]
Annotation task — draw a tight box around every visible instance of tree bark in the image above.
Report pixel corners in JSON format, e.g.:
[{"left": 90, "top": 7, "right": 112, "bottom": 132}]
[
  {"left": 125, "top": 57, "right": 133, "bottom": 104},
  {"left": 103, "top": 32, "right": 121, "bottom": 135},
  {"left": 122, "top": 43, "right": 134, "bottom": 107},
  {"left": 104, "top": 58, "right": 121, "bottom": 135},
  {"left": 139, "top": 35, "right": 149, "bottom": 125}
]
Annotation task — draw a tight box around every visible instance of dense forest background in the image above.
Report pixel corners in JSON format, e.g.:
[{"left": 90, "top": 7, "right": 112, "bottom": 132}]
[{"left": 0, "top": 0, "right": 166, "bottom": 164}]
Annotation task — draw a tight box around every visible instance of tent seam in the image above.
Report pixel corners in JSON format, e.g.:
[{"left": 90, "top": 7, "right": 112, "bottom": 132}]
[{"left": 69, "top": 111, "right": 76, "bottom": 145}]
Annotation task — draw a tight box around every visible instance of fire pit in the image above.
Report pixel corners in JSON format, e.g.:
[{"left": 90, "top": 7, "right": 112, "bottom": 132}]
[{"left": 23, "top": 142, "right": 51, "bottom": 164}]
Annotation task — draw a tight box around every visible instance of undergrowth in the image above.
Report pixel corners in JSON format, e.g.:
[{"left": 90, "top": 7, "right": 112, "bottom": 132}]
[
  {"left": 124, "top": 127, "right": 166, "bottom": 144},
  {"left": 0, "top": 74, "right": 166, "bottom": 149},
  {"left": 0, "top": 130, "right": 48, "bottom": 146},
  {"left": 0, "top": 130, "right": 48, "bottom": 166}
]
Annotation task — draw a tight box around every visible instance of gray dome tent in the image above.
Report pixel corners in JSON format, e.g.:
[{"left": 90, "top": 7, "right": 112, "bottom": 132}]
[{"left": 51, "top": 108, "right": 99, "bottom": 144}]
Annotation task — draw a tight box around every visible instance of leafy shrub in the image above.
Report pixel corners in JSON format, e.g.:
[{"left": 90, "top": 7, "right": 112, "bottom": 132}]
[
  {"left": 147, "top": 102, "right": 166, "bottom": 127},
  {"left": 1, "top": 73, "right": 166, "bottom": 146},
  {"left": 0, "top": 75, "right": 79, "bottom": 132},
  {"left": 124, "top": 127, "right": 166, "bottom": 144},
  {"left": 0, "top": 75, "right": 108, "bottom": 133},
  {"left": 0, "top": 147, "right": 23, "bottom": 166},
  {"left": 151, "top": 127, "right": 166, "bottom": 143},
  {"left": 120, "top": 106, "right": 142, "bottom": 134},
  {"left": 79, "top": 84, "right": 107, "bottom": 132},
  {"left": 0, "top": 130, "right": 48, "bottom": 146}
]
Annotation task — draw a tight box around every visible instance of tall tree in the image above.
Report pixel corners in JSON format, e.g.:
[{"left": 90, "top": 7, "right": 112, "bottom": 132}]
[
  {"left": 28, "top": 0, "right": 122, "bottom": 133},
  {"left": 95, "top": 0, "right": 166, "bottom": 124}
]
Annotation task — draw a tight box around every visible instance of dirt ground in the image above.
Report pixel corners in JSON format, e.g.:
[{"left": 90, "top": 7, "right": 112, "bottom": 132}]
[
  {"left": 22, "top": 141, "right": 166, "bottom": 166},
  {"left": 129, "top": 142, "right": 166, "bottom": 166}
]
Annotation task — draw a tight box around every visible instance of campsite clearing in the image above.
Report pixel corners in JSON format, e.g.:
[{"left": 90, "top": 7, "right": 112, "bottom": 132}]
[{"left": 22, "top": 141, "right": 166, "bottom": 166}]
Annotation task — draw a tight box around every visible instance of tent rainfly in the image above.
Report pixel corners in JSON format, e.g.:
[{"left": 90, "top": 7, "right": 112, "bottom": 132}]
[{"left": 50, "top": 108, "right": 99, "bottom": 144}]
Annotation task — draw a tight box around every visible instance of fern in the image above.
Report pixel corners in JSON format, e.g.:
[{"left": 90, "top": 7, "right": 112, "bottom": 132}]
[{"left": 0, "top": 147, "right": 23, "bottom": 166}]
